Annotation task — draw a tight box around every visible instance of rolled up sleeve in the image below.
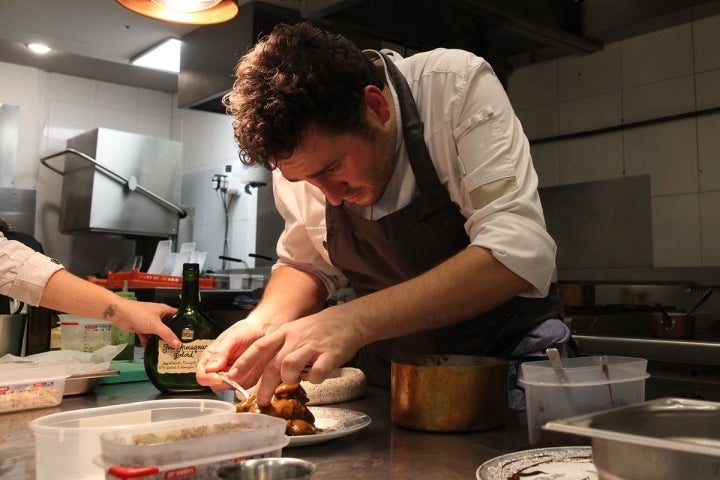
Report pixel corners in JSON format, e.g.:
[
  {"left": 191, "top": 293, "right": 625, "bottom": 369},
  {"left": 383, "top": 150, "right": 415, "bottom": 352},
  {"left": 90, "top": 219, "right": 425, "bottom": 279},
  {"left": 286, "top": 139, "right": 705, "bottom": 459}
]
[{"left": 0, "top": 234, "right": 64, "bottom": 306}]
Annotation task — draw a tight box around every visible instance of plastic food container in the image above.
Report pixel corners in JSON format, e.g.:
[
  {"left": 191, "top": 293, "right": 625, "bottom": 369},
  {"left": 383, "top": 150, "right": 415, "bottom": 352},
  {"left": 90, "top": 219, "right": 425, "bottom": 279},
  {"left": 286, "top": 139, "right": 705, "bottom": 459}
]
[
  {"left": 519, "top": 355, "right": 648, "bottom": 445},
  {"left": 59, "top": 315, "right": 112, "bottom": 352},
  {"left": 0, "top": 363, "right": 70, "bottom": 414},
  {"left": 30, "top": 398, "right": 236, "bottom": 480},
  {"left": 98, "top": 413, "right": 289, "bottom": 480}
]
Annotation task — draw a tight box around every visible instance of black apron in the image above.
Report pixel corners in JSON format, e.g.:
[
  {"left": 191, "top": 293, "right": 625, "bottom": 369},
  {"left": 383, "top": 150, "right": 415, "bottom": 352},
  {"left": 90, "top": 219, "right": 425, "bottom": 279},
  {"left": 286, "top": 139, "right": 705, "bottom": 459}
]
[{"left": 325, "top": 55, "right": 562, "bottom": 387}]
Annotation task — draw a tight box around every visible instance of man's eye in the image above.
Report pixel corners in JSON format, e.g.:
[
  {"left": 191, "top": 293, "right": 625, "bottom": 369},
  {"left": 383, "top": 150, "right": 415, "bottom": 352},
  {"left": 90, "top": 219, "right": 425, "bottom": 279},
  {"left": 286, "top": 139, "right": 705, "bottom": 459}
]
[{"left": 326, "top": 164, "right": 340, "bottom": 174}]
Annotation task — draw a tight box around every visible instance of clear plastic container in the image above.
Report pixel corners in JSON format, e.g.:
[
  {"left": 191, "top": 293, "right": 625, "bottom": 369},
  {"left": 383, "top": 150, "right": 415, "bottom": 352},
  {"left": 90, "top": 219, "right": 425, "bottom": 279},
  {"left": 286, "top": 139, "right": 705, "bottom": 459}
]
[
  {"left": 519, "top": 355, "right": 649, "bottom": 445},
  {"left": 0, "top": 363, "right": 70, "bottom": 414},
  {"left": 30, "top": 398, "right": 236, "bottom": 480},
  {"left": 59, "top": 314, "right": 112, "bottom": 352},
  {"left": 98, "top": 413, "right": 289, "bottom": 480}
]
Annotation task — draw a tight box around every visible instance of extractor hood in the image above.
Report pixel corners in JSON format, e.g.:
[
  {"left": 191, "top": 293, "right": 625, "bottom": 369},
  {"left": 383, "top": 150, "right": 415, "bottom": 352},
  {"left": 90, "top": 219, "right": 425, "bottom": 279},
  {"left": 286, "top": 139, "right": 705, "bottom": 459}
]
[{"left": 178, "top": 2, "right": 300, "bottom": 113}]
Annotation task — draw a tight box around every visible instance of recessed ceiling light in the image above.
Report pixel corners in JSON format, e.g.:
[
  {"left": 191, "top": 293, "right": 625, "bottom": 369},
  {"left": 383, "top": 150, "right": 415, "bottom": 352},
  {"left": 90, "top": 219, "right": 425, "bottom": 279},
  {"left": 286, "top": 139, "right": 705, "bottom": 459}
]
[
  {"left": 131, "top": 38, "right": 181, "bottom": 73},
  {"left": 28, "top": 43, "right": 51, "bottom": 54}
]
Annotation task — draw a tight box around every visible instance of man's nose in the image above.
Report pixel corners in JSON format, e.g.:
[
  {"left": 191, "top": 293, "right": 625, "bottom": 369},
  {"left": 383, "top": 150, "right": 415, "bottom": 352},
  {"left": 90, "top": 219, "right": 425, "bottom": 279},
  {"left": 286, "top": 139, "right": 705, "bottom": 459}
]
[{"left": 317, "top": 181, "right": 346, "bottom": 206}]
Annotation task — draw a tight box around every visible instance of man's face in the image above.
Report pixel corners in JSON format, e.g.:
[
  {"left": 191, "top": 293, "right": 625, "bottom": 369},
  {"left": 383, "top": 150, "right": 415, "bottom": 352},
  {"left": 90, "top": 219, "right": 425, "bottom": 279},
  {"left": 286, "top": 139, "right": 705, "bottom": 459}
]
[{"left": 277, "top": 124, "right": 396, "bottom": 207}]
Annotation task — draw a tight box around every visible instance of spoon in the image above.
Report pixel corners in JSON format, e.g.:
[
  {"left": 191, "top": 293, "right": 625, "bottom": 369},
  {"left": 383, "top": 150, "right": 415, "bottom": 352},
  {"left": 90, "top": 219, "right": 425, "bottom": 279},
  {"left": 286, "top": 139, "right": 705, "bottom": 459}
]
[
  {"left": 546, "top": 347, "right": 573, "bottom": 385},
  {"left": 687, "top": 289, "right": 714, "bottom": 316},
  {"left": 217, "top": 372, "right": 250, "bottom": 400},
  {"left": 546, "top": 347, "right": 564, "bottom": 370}
]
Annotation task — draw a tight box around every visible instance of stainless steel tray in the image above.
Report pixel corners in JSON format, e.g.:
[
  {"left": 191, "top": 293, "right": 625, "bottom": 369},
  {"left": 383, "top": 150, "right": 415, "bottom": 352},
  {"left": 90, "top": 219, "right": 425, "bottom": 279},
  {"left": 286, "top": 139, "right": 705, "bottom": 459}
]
[
  {"left": 64, "top": 370, "right": 120, "bottom": 396},
  {"left": 545, "top": 397, "right": 720, "bottom": 479}
]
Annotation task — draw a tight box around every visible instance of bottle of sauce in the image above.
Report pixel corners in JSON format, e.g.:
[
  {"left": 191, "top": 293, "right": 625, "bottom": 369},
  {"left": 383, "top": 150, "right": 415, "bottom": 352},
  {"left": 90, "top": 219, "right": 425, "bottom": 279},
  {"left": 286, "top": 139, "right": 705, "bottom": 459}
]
[{"left": 144, "top": 263, "right": 221, "bottom": 393}]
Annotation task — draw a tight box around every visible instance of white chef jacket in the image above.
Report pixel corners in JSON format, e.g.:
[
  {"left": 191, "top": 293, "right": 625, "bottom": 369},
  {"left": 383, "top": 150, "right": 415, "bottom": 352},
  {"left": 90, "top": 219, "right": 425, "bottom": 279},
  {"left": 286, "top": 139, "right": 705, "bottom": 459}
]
[
  {"left": 0, "top": 232, "right": 64, "bottom": 306},
  {"left": 273, "top": 48, "right": 556, "bottom": 298}
]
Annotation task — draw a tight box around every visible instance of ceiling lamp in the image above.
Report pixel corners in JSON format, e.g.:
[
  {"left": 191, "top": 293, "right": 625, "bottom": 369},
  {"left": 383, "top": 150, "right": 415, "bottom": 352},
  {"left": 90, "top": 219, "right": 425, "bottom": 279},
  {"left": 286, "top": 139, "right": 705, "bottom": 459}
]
[{"left": 116, "top": 0, "right": 238, "bottom": 25}]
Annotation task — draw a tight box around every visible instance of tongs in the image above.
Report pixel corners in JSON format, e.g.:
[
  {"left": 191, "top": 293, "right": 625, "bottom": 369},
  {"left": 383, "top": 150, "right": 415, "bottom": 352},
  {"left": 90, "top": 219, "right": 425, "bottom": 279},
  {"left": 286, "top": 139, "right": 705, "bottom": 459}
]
[{"left": 218, "top": 371, "right": 250, "bottom": 400}]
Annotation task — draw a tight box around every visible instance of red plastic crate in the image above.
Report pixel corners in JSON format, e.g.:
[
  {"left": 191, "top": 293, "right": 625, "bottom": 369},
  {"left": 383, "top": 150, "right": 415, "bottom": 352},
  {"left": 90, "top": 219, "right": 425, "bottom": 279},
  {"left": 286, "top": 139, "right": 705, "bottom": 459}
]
[{"left": 87, "top": 269, "right": 215, "bottom": 290}]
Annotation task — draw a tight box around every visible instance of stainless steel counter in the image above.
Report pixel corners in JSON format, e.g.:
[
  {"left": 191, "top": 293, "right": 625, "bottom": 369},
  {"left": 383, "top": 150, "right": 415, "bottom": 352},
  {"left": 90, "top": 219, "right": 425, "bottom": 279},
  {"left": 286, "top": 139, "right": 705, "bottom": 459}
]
[{"left": 2, "top": 381, "right": 533, "bottom": 479}]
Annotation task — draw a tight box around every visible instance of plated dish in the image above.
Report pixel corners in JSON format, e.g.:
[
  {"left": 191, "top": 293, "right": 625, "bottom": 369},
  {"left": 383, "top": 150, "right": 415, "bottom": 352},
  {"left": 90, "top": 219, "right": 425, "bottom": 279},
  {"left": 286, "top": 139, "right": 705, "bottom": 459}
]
[
  {"left": 476, "top": 446, "right": 596, "bottom": 480},
  {"left": 287, "top": 407, "right": 371, "bottom": 447}
]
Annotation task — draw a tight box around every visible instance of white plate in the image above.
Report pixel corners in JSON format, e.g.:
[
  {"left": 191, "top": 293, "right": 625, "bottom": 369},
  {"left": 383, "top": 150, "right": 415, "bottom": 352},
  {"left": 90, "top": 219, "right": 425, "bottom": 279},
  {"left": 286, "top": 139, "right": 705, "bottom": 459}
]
[
  {"left": 287, "top": 407, "right": 371, "bottom": 447},
  {"left": 476, "top": 446, "right": 597, "bottom": 480}
]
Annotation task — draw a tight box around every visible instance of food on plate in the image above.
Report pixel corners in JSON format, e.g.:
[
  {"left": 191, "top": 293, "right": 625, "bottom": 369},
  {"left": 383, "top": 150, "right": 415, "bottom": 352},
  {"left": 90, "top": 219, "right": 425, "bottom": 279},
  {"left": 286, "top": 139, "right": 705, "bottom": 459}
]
[{"left": 236, "top": 383, "right": 321, "bottom": 436}]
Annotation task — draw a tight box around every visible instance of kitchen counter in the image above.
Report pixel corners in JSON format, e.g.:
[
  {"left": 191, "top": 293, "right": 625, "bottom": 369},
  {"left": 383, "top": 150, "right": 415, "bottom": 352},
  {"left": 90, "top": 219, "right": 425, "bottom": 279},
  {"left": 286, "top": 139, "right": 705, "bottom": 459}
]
[{"left": 2, "top": 381, "right": 533, "bottom": 479}]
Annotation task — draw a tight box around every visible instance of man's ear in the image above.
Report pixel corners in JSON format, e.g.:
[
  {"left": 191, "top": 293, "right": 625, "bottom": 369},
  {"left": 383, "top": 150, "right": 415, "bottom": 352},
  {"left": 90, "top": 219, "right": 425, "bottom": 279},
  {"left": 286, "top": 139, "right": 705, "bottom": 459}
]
[{"left": 364, "top": 85, "right": 391, "bottom": 124}]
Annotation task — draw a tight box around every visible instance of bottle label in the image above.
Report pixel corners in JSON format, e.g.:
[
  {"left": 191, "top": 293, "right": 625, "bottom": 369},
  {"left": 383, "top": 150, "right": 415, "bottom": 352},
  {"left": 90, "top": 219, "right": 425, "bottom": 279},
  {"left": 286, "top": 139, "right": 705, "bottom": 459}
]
[{"left": 156, "top": 340, "right": 213, "bottom": 374}]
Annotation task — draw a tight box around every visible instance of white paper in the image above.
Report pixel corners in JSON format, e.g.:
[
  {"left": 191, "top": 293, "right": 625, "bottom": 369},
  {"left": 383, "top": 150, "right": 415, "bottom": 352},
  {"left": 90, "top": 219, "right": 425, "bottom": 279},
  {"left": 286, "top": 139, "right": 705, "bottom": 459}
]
[
  {"left": 0, "top": 344, "right": 125, "bottom": 374},
  {"left": 170, "top": 251, "right": 192, "bottom": 276},
  {"left": 146, "top": 239, "right": 172, "bottom": 274}
]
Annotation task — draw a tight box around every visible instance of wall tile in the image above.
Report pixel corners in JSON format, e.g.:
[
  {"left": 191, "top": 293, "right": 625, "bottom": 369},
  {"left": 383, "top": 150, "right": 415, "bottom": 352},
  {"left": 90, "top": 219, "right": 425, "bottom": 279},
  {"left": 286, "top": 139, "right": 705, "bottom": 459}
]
[
  {"left": 530, "top": 142, "right": 560, "bottom": 187},
  {"left": 558, "top": 90, "right": 622, "bottom": 134},
  {"left": 97, "top": 81, "right": 139, "bottom": 112},
  {"left": 698, "top": 112, "right": 720, "bottom": 192},
  {"left": 137, "top": 114, "right": 171, "bottom": 138},
  {"left": 621, "top": 24, "right": 694, "bottom": 88},
  {"left": 623, "top": 118, "right": 698, "bottom": 196},
  {"left": 516, "top": 103, "right": 559, "bottom": 140},
  {"left": 47, "top": 73, "right": 96, "bottom": 106},
  {"left": 46, "top": 100, "right": 96, "bottom": 141},
  {"left": 622, "top": 75, "right": 696, "bottom": 124},
  {"left": 137, "top": 89, "right": 173, "bottom": 118},
  {"left": 700, "top": 191, "right": 720, "bottom": 266},
  {"left": 179, "top": 109, "right": 236, "bottom": 171},
  {"left": 652, "top": 194, "right": 701, "bottom": 267},
  {"left": 694, "top": 14, "right": 720, "bottom": 72},
  {"left": 506, "top": 60, "right": 558, "bottom": 109},
  {"left": 695, "top": 69, "right": 720, "bottom": 110},
  {"left": 558, "top": 43, "right": 621, "bottom": 101},
  {"left": 558, "top": 132, "right": 624, "bottom": 185},
  {"left": 516, "top": 104, "right": 559, "bottom": 140},
  {"left": 95, "top": 107, "right": 137, "bottom": 133}
]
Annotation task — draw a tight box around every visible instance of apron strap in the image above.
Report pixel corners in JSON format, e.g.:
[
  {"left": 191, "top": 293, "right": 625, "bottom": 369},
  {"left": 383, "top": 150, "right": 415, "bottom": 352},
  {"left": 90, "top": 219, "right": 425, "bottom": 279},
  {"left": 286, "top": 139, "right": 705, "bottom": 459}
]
[{"left": 381, "top": 53, "right": 440, "bottom": 193}]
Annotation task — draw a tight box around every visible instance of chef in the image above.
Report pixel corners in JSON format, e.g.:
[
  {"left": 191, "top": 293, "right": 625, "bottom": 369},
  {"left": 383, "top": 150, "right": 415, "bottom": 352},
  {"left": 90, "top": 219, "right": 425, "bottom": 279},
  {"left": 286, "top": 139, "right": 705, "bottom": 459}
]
[{"left": 197, "top": 22, "right": 569, "bottom": 405}]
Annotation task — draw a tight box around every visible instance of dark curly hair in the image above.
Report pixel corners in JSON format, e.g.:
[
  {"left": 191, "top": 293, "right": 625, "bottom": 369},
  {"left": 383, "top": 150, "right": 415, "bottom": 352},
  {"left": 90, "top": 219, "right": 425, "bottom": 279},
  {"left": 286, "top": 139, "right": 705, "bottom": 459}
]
[{"left": 223, "top": 22, "right": 386, "bottom": 169}]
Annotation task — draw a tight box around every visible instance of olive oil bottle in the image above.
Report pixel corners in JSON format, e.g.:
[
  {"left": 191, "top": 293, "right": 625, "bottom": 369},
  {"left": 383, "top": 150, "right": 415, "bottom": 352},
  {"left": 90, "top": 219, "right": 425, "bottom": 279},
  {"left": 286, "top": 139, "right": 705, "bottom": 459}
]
[{"left": 144, "top": 263, "right": 221, "bottom": 393}]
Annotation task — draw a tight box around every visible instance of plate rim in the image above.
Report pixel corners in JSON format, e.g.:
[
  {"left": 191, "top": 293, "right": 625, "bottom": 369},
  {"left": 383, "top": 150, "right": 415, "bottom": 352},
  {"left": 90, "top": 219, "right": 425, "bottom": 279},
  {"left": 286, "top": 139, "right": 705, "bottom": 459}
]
[
  {"left": 287, "top": 406, "right": 371, "bottom": 447},
  {"left": 476, "top": 445, "right": 595, "bottom": 480}
]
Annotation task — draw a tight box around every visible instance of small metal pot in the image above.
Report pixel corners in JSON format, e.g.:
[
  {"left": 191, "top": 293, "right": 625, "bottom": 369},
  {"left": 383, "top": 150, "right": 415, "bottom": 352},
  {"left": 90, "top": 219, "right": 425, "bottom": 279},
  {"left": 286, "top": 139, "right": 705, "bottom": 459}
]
[
  {"left": 214, "top": 458, "right": 316, "bottom": 480},
  {"left": 652, "top": 312, "right": 695, "bottom": 339},
  {"left": 391, "top": 354, "right": 508, "bottom": 432}
]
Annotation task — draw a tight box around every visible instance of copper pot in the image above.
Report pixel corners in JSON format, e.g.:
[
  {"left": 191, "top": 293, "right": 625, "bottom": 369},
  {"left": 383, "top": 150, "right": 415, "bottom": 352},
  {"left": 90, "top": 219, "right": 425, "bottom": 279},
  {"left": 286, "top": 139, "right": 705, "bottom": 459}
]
[
  {"left": 390, "top": 354, "right": 508, "bottom": 432},
  {"left": 652, "top": 312, "right": 695, "bottom": 339}
]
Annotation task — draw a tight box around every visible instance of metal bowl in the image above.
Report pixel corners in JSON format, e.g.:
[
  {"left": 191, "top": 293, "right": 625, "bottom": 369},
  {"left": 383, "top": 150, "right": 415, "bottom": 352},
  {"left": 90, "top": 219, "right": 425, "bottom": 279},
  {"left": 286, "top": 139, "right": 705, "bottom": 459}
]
[
  {"left": 544, "top": 397, "right": 720, "bottom": 479},
  {"left": 214, "top": 458, "right": 316, "bottom": 480},
  {"left": 391, "top": 354, "right": 508, "bottom": 432},
  {"left": 63, "top": 370, "right": 119, "bottom": 396}
]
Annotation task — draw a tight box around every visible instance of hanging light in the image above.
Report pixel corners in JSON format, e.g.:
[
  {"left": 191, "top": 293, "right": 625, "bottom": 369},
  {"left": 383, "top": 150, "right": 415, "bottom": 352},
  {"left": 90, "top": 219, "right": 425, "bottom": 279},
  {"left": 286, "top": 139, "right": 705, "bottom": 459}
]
[{"left": 116, "top": 0, "right": 238, "bottom": 25}]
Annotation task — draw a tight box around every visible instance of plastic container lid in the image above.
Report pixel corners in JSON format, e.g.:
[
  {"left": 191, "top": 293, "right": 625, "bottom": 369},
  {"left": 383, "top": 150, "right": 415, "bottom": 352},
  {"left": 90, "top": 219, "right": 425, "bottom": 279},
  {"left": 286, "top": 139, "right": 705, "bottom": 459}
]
[
  {"left": 0, "top": 362, "right": 70, "bottom": 384},
  {"left": 100, "top": 412, "right": 288, "bottom": 466},
  {"left": 518, "top": 355, "right": 649, "bottom": 387}
]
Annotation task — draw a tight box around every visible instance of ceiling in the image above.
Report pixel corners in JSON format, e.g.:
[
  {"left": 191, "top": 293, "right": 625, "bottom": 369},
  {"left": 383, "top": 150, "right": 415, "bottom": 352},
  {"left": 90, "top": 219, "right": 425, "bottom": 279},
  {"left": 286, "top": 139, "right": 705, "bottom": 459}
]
[{"left": 1, "top": 0, "right": 720, "bottom": 98}]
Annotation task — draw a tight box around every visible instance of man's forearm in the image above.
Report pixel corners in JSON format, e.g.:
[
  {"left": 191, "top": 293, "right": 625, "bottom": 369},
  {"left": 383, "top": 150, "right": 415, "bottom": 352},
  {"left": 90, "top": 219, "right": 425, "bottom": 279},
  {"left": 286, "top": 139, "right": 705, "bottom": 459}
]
[
  {"left": 249, "top": 265, "right": 328, "bottom": 331},
  {"left": 339, "top": 245, "right": 532, "bottom": 346}
]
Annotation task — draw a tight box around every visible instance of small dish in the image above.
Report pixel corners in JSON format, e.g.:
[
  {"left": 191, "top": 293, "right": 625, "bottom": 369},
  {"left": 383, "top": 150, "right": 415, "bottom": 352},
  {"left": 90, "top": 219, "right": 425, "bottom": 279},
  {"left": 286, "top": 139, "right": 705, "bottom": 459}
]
[
  {"left": 287, "top": 407, "right": 371, "bottom": 447},
  {"left": 476, "top": 446, "right": 596, "bottom": 480}
]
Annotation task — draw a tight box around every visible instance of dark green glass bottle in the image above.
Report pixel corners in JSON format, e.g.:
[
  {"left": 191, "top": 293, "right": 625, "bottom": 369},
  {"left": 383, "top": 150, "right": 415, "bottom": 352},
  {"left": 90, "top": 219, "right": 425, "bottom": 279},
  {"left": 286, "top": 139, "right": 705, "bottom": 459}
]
[{"left": 144, "top": 263, "right": 221, "bottom": 393}]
